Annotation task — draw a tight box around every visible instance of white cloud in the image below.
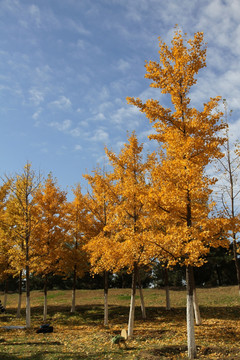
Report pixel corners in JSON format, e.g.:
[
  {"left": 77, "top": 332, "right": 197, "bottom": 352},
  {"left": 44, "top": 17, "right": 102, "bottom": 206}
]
[
  {"left": 116, "top": 59, "right": 131, "bottom": 72},
  {"left": 29, "top": 5, "right": 41, "bottom": 28},
  {"left": 90, "top": 128, "right": 109, "bottom": 142},
  {"left": 76, "top": 39, "right": 86, "bottom": 50},
  {"left": 70, "top": 128, "right": 82, "bottom": 137},
  {"left": 74, "top": 144, "right": 82, "bottom": 151},
  {"left": 111, "top": 105, "right": 142, "bottom": 127},
  {"left": 32, "top": 108, "right": 42, "bottom": 121},
  {"left": 29, "top": 88, "right": 44, "bottom": 106},
  {"left": 228, "top": 117, "right": 240, "bottom": 143},
  {"left": 50, "top": 96, "right": 72, "bottom": 110},
  {"left": 35, "top": 65, "right": 52, "bottom": 83},
  {"left": 79, "top": 120, "right": 88, "bottom": 127},
  {"left": 0, "top": 0, "right": 21, "bottom": 14},
  {"left": 89, "top": 112, "right": 106, "bottom": 122},
  {"left": 49, "top": 119, "right": 72, "bottom": 132},
  {"left": 66, "top": 18, "right": 90, "bottom": 35}
]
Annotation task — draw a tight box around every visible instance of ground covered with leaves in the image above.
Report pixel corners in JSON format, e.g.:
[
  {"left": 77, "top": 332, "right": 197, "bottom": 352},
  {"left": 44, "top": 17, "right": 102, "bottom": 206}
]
[{"left": 0, "top": 286, "right": 239, "bottom": 359}]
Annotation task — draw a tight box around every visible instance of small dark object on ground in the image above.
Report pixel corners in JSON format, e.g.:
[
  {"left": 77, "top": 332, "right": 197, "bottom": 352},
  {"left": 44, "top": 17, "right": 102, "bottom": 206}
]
[
  {"left": 0, "top": 300, "right": 5, "bottom": 313},
  {"left": 111, "top": 329, "right": 128, "bottom": 349},
  {"left": 111, "top": 335, "right": 127, "bottom": 348},
  {"left": 36, "top": 324, "right": 53, "bottom": 333}
]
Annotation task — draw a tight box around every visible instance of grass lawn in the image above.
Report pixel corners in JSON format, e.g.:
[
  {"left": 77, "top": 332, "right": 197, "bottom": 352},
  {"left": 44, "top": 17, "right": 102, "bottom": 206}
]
[{"left": 0, "top": 286, "right": 239, "bottom": 359}]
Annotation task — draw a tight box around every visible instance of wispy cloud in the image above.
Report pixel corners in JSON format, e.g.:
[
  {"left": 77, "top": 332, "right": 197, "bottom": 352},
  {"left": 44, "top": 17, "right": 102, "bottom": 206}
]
[
  {"left": 29, "top": 88, "right": 45, "bottom": 106},
  {"left": 74, "top": 144, "right": 82, "bottom": 151},
  {"left": 49, "top": 119, "right": 72, "bottom": 132},
  {"left": 28, "top": 4, "right": 41, "bottom": 28},
  {"left": 116, "top": 59, "right": 131, "bottom": 72},
  {"left": 32, "top": 108, "right": 42, "bottom": 121},
  {"left": 49, "top": 96, "right": 72, "bottom": 110},
  {"left": 66, "top": 18, "right": 90, "bottom": 35},
  {"left": 90, "top": 128, "right": 109, "bottom": 143}
]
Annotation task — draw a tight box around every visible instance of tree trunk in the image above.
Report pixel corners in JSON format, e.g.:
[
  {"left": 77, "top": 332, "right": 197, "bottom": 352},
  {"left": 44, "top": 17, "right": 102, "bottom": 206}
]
[
  {"left": 71, "top": 265, "right": 77, "bottom": 313},
  {"left": 193, "top": 287, "right": 201, "bottom": 325},
  {"left": 104, "top": 271, "right": 108, "bottom": 326},
  {"left": 16, "top": 271, "right": 22, "bottom": 318},
  {"left": 128, "top": 264, "right": 137, "bottom": 338},
  {"left": 164, "top": 267, "right": 171, "bottom": 310},
  {"left": 233, "top": 238, "right": 240, "bottom": 295},
  {"left": 186, "top": 266, "right": 197, "bottom": 359},
  {"left": 43, "top": 276, "right": 47, "bottom": 322},
  {"left": 216, "top": 264, "right": 222, "bottom": 286},
  {"left": 26, "top": 264, "right": 31, "bottom": 328},
  {"left": 137, "top": 270, "right": 146, "bottom": 319},
  {"left": 3, "top": 279, "right": 8, "bottom": 309}
]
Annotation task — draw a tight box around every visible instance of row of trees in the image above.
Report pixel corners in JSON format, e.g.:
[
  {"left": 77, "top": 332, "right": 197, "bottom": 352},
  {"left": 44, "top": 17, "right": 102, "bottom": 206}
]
[{"left": 1, "top": 29, "right": 240, "bottom": 359}]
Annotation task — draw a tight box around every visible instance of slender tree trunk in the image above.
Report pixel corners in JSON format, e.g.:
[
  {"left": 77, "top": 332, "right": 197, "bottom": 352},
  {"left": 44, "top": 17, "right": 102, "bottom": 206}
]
[
  {"left": 17, "top": 271, "right": 22, "bottom": 318},
  {"left": 26, "top": 264, "right": 31, "bottom": 328},
  {"left": 164, "top": 267, "right": 171, "bottom": 310},
  {"left": 186, "top": 266, "right": 197, "bottom": 359},
  {"left": 225, "top": 120, "right": 240, "bottom": 295},
  {"left": 128, "top": 264, "right": 137, "bottom": 338},
  {"left": 193, "top": 285, "right": 201, "bottom": 325},
  {"left": 104, "top": 271, "right": 108, "bottom": 326},
  {"left": 137, "top": 270, "right": 146, "bottom": 319},
  {"left": 233, "top": 237, "right": 240, "bottom": 295},
  {"left": 3, "top": 279, "right": 8, "bottom": 309},
  {"left": 43, "top": 276, "right": 48, "bottom": 322},
  {"left": 71, "top": 265, "right": 77, "bottom": 313},
  {"left": 216, "top": 264, "right": 222, "bottom": 286}
]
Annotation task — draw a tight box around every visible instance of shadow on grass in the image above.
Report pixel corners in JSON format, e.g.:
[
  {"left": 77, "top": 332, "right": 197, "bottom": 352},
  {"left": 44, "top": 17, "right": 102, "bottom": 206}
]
[
  {"left": 3, "top": 341, "right": 61, "bottom": 345},
  {"left": 1, "top": 304, "right": 240, "bottom": 330},
  {"left": 137, "top": 345, "right": 188, "bottom": 360},
  {"left": 137, "top": 345, "right": 240, "bottom": 360},
  {"left": 0, "top": 350, "right": 127, "bottom": 360}
]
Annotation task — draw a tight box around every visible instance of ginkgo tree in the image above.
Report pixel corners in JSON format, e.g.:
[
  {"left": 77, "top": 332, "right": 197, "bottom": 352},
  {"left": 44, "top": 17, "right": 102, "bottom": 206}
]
[
  {"left": 5, "top": 163, "right": 41, "bottom": 328},
  {"left": 83, "top": 167, "right": 113, "bottom": 326},
  {"left": 127, "top": 30, "right": 228, "bottom": 359},
  {"left": 31, "top": 173, "right": 69, "bottom": 321},
  {"left": 0, "top": 181, "right": 12, "bottom": 309},
  {"left": 58, "top": 184, "right": 90, "bottom": 313},
  {"left": 85, "top": 132, "right": 151, "bottom": 336}
]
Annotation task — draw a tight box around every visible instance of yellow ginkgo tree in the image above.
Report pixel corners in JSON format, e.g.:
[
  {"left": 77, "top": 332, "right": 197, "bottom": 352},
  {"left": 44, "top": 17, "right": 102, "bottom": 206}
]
[
  {"left": 127, "top": 30, "right": 228, "bottom": 359},
  {"left": 59, "top": 184, "right": 90, "bottom": 313},
  {"left": 85, "top": 132, "right": 151, "bottom": 336},
  {"left": 32, "top": 173, "right": 69, "bottom": 321},
  {"left": 83, "top": 167, "right": 113, "bottom": 326},
  {"left": 5, "top": 163, "right": 41, "bottom": 328},
  {"left": 0, "top": 181, "right": 12, "bottom": 309}
]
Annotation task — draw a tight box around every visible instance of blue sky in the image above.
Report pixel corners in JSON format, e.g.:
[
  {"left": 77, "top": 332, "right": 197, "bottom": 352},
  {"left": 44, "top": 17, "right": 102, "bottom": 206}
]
[{"left": 1, "top": 0, "right": 240, "bottom": 197}]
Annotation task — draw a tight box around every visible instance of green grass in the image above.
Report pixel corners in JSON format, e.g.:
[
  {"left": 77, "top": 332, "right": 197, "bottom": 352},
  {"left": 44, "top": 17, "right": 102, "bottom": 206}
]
[{"left": 0, "top": 286, "right": 239, "bottom": 359}]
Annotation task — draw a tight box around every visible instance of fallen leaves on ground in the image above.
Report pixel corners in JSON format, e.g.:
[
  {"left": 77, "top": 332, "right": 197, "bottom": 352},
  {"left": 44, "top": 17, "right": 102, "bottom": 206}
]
[{"left": 0, "top": 287, "right": 239, "bottom": 359}]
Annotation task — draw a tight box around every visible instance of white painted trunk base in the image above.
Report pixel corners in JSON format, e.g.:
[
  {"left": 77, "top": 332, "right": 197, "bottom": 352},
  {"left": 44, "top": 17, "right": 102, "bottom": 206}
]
[
  {"left": 193, "top": 288, "right": 201, "bottom": 325},
  {"left": 139, "top": 286, "right": 146, "bottom": 319},
  {"left": 128, "top": 292, "right": 135, "bottom": 337},
  {"left": 187, "top": 294, "right": 196, "bottom": 359}
]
